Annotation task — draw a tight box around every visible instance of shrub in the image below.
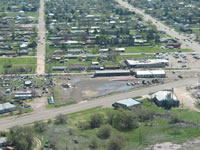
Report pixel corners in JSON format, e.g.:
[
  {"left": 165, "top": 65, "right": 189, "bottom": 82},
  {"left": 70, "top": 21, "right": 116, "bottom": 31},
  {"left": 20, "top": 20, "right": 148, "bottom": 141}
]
[
  {"left": 89, "top": 138, "right": 98, "bottom": 149},
  {"left": 78, "top": 121, "right": 91, "bottom": 130},
  {"left": 55, "top": 114, "right": 67, "bottom": 125},
  {"left": 89, "top": 113, "right": 104, "bottom": 128},
  {"left": 34, "top": 121, "right": 47, "bottom": 132},
  {"left": 97, "top": 125, "right": 112, "bottom": 139},
  {"left": 112, "top": 110, "right": 138, "bottom": 130},
  {"left": 107, "top": 133, "right": 125, "bottom": 150},
  {"left": 169, "top": 114, "right": 181, "bottom": 124}
]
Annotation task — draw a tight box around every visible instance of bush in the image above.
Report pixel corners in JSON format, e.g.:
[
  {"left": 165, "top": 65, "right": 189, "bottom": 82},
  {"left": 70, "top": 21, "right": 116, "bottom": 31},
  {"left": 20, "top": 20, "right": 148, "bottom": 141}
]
[
  {"left": 55, "top": 114, "right": 67, "bottom": 125},
  {"left": 135, "top": 109, "right": 154, "bottom": 122},
  {"left": 34, "top": 121, "right": 47, "bottom": 132},
  {"left": 89, "top": 138, "right": 98, "bottom": 149},
  {"left": 97, "top": 125, "right": 112, "bottom": 139},
  {"left": 169, "top": 114, "right": 181, "bottom": 124},
  {"left": 78, "top": 121, "right": 91, "bottom": 130},
  {"left": 89, "top": 113, "right": 104, "bottom": 128},
  {"left": 112, "top": 110, "right": 138, "bottom": 130},
  {"left": 107, "top": 133, "right": 125, "bottom": 150}
]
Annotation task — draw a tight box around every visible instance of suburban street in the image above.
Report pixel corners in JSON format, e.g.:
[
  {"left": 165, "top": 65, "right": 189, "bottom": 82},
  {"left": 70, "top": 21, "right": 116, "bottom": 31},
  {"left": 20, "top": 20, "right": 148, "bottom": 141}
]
[
  {"left": 115, "top": 0, "right": 200, "bottom": 52},
  {"left": 0, "top": 77, "right": 198, "bottom": 130},
  {"left": 36, "top": 0, "right": 46, "bottom": 75}
]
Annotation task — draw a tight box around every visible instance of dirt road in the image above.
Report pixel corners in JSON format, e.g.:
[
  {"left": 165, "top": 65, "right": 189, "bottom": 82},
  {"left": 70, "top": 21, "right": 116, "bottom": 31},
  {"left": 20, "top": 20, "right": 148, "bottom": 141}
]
[
  {"left": 36, "top": 0, "right": 46, "bottom": 75},
  {"left": 115, "top": 0, "right": 200, "bottom": 51},
  {"left": 33, "top": 137, "right": 41, "bottom": 150}
]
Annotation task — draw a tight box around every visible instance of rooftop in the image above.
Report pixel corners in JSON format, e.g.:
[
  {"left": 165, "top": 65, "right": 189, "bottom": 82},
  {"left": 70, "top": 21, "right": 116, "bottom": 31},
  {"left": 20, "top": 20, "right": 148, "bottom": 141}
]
[
  {"left": 126, "top": 59, "right": 168, "bottom": 65},
  {"left": 136, "top": 70, "right": 165, "bottom": 75},
  {"left": 95, "top": 70, "right": 130, "bottom": 74},
  {"left": 116, "top": 98, "right": 141, "bottom": 107},
  {"left": 152, "top": 91, "right": 178, "bottom": 101}
]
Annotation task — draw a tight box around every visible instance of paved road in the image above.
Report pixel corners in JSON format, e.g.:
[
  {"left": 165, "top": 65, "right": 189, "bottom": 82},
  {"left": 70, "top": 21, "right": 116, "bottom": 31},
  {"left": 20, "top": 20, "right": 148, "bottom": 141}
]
[
  {"left": 115, "top": 0, "right": 200, "bottom": 52},
  {"left": 36, "top": 0, "right": 46, "bottom": 75},
  {"left": 0, "top": 77, "right": 197, "bottom": 130}
]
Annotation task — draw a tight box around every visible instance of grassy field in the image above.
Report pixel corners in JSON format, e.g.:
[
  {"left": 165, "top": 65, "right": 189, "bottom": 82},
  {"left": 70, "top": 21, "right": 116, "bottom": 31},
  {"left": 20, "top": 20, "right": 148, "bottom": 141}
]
[
  {"left": 125, "top": 46, "right": 193, "bottom": 53},
  {"left": 34, "top": 99, "right": 200, "bottom": 150},
  {"left": 0, "top": 58, "right": 36, "bottom": 74}
]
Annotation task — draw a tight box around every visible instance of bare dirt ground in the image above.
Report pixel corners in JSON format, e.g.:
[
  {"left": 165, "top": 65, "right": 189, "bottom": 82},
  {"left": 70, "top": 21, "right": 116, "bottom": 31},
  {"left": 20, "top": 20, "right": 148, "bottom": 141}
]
[
  {"left": 36, "top": 0, "right": 46, "bottom": 75},
  {"left": 28, "top": 97, "right": 48, "bottom": 112},
  {"left": 175, "top": 87, "right": 200, "bottom": 112},
  {"left": 145, "top": 138, "right": 200, "bottom": 150}
]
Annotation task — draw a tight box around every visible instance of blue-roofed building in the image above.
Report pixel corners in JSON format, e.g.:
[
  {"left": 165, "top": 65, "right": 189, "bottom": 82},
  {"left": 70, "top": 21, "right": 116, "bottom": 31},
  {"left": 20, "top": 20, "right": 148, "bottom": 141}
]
[
  {"left": 0, "top": 103, "right": 17, "bottom": 114},
  {"left": 112, "top": 98, "right": 142, "bottom": 109}
]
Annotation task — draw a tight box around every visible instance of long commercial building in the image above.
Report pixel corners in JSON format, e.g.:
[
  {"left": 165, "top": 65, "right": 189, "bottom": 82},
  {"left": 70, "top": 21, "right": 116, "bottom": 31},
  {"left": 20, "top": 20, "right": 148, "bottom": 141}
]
[
  {"left": 136, "top": 70, "right": 166, "bottom": 78},
  {"left": 94, "top": 70, "right": 131, "bottom": 77},
  {"left": 125, "top": 59, "right": 169, "bottom": 68}
]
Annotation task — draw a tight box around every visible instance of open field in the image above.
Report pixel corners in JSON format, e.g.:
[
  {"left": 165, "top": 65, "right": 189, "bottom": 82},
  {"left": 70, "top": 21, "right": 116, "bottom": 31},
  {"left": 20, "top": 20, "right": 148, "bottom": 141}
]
[
  {"left": 34, "top": 99, "right": 200, "bottom": 150},
  {"left": 0, "top": 58, "right": 36, "bottom": 74}
]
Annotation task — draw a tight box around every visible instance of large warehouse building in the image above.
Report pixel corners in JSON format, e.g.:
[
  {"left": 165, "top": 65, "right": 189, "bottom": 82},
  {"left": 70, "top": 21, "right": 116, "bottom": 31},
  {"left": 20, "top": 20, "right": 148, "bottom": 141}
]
[
  {"left": 136, "top": 70, "right": 166, "bottom": 78},
  {"left": 94, "top": 70, "right": 131, "bottom": 77},
  {"left": 125, "top": 59, "right": 169, "bottom": 68}
]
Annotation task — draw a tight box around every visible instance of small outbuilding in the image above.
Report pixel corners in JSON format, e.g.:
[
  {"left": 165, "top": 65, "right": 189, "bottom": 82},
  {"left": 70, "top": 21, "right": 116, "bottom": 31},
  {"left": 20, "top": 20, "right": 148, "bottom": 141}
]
[
  {"left": 24, "top": 80, "right": 32, "bottom": 86},
  {"left": 112, "top": 98, "right": 142, "bottom": 109}
]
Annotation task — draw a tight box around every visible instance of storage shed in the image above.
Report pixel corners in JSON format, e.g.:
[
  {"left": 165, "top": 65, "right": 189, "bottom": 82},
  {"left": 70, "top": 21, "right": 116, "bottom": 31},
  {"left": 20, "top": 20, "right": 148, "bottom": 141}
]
[{"left": 112, "top": 98, "right": 142, "bottom": 109}]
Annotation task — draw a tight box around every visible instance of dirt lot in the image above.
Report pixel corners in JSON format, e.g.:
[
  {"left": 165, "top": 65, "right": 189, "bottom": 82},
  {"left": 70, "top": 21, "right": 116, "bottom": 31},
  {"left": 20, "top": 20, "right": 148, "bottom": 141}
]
[
  {"left": 52, "top": 74, "right": 196, "bottom": 107},
  {"left": 145, "top": 138, "right": 200, "bottom": 150},
  {"left": 174, "top": 87, "right": 200, "bottom": 112},
  {"left": 28, "top": 97, "right": 48, "bottom": 112}
]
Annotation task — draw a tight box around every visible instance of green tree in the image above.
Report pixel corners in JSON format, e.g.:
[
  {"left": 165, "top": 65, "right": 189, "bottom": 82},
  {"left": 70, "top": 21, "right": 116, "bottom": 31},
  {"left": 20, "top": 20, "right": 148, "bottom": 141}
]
[
  {"left": 107, "top": 133, "right": 124, "bottom": 150},
  {"left": 55, "top": 114, "right": 67, "bottom": 125},
  {"left": 97, "top": 125, "right": 112, "bottom": 139},
  {"left": 34, "top": 121, "right": 47, "bottom": 132},
  {"left": 8, "top": 126, "right": 33, "bottom": 150},
  {"left": 90, "top": 113, "right": 104, "bottom": 128},
  {"left": 112, "top": 110, "right": 138, "bottom": 130},
  {"left": 89, "top": 138, "right": 98, "bottom": 149}
]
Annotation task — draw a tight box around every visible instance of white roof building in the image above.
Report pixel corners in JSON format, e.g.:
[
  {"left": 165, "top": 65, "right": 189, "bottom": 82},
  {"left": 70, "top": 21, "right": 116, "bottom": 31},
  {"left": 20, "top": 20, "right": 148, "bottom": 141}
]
[
  {"left": 152, "top": 90, "right": 180, "bottom": 107},
  {"left": 126, "top": 59, "right": 169, "bottom": 68},
  {"left": 136, "top": 70, "right": 166, "bottom": 78},
  {"left": 152, "top": 91, "right": 178, "bottom": 102}
]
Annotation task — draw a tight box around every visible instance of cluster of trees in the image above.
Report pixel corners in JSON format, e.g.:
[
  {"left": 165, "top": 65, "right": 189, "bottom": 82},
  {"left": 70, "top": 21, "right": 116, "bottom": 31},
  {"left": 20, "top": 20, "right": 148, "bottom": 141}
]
[
  {"left": 77, "top": 108, "right": 155, "bottom": 150},
  {"left": 8, "top": 127, "right": 34, "bottom": 150}
]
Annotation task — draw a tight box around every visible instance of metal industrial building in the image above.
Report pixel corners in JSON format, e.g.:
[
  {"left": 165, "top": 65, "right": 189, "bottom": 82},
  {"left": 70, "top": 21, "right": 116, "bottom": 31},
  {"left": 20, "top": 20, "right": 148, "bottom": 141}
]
[
  {"left": 136, "top": 70, "right": 166, "bottom": 78},
  {"left": 94, "top": 70, "right": 131, "bottom": 77},
  {"left": 152, "top": 90, "right": 179, "bottom": 107},
  {"left": 112, "top": 98, "right": 142, "bottom": 109},
  {"left": 125, "top": 59, "right": 169, "bottom": 68}
]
